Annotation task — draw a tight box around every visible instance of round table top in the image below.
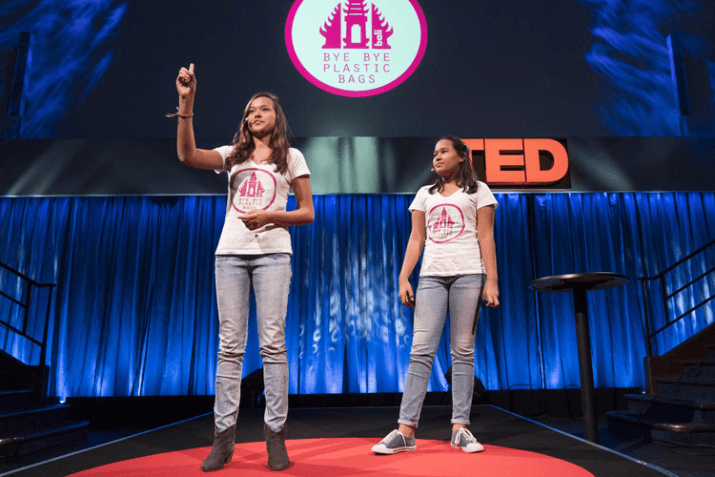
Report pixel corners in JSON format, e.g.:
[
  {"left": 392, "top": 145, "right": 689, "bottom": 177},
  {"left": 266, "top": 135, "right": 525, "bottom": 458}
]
[{"left": 529, "top": 272, "right": 628, "bottom": 293}]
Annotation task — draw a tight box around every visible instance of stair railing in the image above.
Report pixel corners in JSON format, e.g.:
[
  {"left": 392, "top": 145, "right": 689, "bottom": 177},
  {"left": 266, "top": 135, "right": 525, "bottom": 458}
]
[
  {"left": 0, "top": 260, "right": 56, "bottom": 404},
  {"left": 639, "top": 238, "right": 715, "bottom": 358}
]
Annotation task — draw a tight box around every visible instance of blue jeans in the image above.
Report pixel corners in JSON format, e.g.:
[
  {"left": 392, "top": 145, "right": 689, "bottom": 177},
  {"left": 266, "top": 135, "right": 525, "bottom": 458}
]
[
  {"left": 214, "top": 254, "right": 292, "bottom": 433},
  {"left": 398, "top": 274, "right": 485, "bottom": 428}
]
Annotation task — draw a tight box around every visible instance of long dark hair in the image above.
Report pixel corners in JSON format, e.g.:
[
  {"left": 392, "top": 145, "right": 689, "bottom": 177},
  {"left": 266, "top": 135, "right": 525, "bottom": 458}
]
[
  {"left": 429, "top": 135, "right": 480, "bottom": 194},
  {"left": 226, "top": 92, "right": 291, "bottom": 174}
]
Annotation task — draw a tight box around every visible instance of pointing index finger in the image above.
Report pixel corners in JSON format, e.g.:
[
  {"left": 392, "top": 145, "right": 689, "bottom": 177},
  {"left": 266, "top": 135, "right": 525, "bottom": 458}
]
[{"left": 189, "top": 63, "right": 195, "bottom": 74}]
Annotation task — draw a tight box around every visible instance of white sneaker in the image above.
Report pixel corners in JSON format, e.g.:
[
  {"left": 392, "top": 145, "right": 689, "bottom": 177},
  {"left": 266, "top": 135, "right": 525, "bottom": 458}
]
[
  {"left": 371, "top": 429, "right": 417, "bottom": 454},
  {"left": 450, "top": 428, "right": 484, "bottom": 453}
]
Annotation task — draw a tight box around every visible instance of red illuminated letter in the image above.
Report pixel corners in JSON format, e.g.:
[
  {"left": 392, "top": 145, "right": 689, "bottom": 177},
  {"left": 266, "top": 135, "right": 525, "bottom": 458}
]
[
  {"left": 484, "top": 139, "right": 525, "bottom": 185},
  {"left": 524, "top": 139, "right": 569, "bottom": 184},
  {"left": 463, "top": 139, "right": 484, "bottom": 155}
]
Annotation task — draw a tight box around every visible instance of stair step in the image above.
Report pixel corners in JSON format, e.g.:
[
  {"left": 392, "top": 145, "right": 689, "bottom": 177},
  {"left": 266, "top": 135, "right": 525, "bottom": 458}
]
[
  {"left": 656, "top": 376, "right": 715, "bottom": 401},
  {"left": 683, "top": 359, "right": 715, "bottom": 378},
  {"left": 683, "top": 358, "right": 715, "bottom": 365},
  {"left": 0, "top": 390, "right": 36, "bottom": 412},
  {"left": 608, "top": 410, "right": 715, "bottom": 431},
  {"left": 0, "top": 357, "right": 45, "bottom": 393},
  {"left": 0, "top": 404, "right": 70, "bottom": 436},
  {"left": 624, "top": 394, "right": 715, "bottom": 425},
  {"left": 625, "top": 393, "right": 715, "bottom": 410},
  {"left": 607, "top": 410, "right": 715, "bottom": 446},
  {"left": 0, "top": 420, "right": 89, "bottom": 460}
]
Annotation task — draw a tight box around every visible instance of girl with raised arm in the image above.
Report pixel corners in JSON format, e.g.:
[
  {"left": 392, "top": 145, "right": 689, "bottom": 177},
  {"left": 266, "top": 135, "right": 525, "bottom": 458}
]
[
  {"left": 175, "top": 64, "right": 314, "bottom": 472},
  {"left": 372, "top": 136, "right": 499, "bottom": 455}
]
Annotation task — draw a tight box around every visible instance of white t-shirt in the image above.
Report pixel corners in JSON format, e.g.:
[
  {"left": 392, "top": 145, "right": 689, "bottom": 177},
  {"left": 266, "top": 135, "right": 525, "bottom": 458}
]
[
  {"left": 409, "top": 182, "right": 498, "bottom": 277},
  {"left": 213, "top": 146, "right": 311, "bottom": 255}
]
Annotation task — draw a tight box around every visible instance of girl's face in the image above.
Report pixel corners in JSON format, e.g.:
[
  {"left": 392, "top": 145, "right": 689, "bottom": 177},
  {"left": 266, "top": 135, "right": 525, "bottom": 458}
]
[
  {"left": 433, "top": 139, "right": 463, "bottom": 178},
  {"left": 246, "top": 96, "right": 277, "bottom": 138}
]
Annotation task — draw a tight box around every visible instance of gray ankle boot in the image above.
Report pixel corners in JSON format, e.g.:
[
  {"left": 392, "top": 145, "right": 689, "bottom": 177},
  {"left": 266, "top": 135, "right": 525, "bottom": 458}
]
[
  {"left": 201, "top": 425, "right": 236, "bottom": 472},
  {"left": 264, "top": 424, "right": 290, "bottom": 470}
]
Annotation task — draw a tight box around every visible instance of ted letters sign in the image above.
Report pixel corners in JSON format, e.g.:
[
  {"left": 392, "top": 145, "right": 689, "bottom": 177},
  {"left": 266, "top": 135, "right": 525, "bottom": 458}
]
[{"left": 465, "top": 138, "right": 571, "bottom": 190}]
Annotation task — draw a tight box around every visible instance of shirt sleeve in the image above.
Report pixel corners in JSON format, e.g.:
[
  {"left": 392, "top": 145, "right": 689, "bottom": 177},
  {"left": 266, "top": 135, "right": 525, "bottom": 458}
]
[
  {"left": 212, "top": 145, "right": 234, "bottom": 174},
  {"left": 288, "top": 148, "right": 311, "bottom": 183},
  {"left": 476, "top": 181, "right": 498, "bottom": 210},
  {"left": 408, "top": 187, "right": 428, "bottom": 213}
]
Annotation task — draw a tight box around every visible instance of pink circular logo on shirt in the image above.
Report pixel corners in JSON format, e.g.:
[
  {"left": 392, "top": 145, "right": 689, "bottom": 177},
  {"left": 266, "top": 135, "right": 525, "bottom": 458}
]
[
  {"left": 427, "top": 204, "right": 465, "bottom": 243},
  {"left": 285, "top": 0, "right": 428, "bottom": 97},
  {"left": 232, "top": 169, "right": 277, "bottom": 214}
]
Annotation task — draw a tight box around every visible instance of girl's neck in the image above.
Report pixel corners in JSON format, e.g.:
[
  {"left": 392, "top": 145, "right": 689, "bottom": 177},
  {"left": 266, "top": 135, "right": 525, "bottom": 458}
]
[
  {"left": 253, "top": 135, "right": 271, "bottom": 149},
  {"left": 251, "top": 136, "right": 273, "bottom": 164},
  {"left": 441, "top": 174, "right": 459, "bottom": 187},
  {"left": 440, "top": 178, "right": 462, "bottom": 195}
]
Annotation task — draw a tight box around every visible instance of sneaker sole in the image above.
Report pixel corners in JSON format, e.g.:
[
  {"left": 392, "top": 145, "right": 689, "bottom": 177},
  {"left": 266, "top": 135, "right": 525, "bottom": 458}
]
[
  {"left": 371, "top": 445, "right": 417, "bottom": 455},
  {"left": 450, "top": 443, "right": 484, "bottom": 453}
]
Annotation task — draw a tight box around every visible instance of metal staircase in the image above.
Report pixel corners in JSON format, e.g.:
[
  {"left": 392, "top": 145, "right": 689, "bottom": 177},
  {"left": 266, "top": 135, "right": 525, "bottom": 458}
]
[
  {"left": 0, "top": 261, "right": 89, "bottom": 461},
  {"left": 607, "top": 339, "right": 715, "bottom": 445},
  {"left": 607, "top": 239, "right": 715, "bottom": 445}
]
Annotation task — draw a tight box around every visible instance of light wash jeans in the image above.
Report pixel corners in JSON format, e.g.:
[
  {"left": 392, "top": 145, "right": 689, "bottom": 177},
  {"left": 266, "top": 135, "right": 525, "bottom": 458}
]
[
  {"left": 398, "top": 274, "right": 485, "bottom": 428},
  {"left": 214, "top": 254, "right": 292, "bottom": 433}
]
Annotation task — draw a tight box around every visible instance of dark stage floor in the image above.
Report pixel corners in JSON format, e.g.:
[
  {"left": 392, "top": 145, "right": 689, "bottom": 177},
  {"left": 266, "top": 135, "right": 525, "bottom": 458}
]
[
  {"left": 531, "top": 415, "right": 715, "bottom": 477},
  {"left": 1, "top": 405, "right": 701, "bottom": 477}
]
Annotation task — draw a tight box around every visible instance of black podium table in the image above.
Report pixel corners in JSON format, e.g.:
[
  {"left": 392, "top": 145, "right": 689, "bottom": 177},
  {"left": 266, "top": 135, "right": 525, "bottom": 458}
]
[{"left": 529, "top": 272, "right": 629, "bottom": 444}]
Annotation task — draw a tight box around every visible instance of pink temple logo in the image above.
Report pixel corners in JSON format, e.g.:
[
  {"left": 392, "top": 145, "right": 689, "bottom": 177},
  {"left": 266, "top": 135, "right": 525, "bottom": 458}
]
[
  {"left": 433, "top": 207, "right": 455, "bottom": 231},
  {"left": 232, "top": 169, "right": 277, "bottom": 214},
  {"left": 286, "top": 0, "right": 427, "bottom": 97},
  {"left": 320, "top": 2, "right": 393, "bottom": 50},
  {"left": 238, "top": 172, "right": 266, "bottom": 198},
  {"left": 428, "top": 204, "right": 465, "bottom": 243}
]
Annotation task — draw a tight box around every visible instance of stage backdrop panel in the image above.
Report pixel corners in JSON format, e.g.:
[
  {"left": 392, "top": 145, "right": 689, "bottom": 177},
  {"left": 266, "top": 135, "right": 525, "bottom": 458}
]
[
  {"left": 2, "top": 137, "right": 715, "bottom": 196},
  {"left": 2, "top": 0, "right": 713, "bottom": 140},
  {"left": 1, "top": 193, "right": 714, "bottom": 399}
]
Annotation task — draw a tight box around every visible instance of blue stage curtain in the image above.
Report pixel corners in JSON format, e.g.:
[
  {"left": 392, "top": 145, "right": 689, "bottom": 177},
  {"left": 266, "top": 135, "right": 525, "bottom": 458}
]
[{"left": 1, "top": 193, "right": 714, "bottom": 399}]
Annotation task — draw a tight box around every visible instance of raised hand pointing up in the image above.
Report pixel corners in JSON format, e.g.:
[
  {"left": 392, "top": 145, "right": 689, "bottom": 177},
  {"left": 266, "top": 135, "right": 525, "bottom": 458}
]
[{"left": 176, "top": 63, "right": 196, "bottom": 99}]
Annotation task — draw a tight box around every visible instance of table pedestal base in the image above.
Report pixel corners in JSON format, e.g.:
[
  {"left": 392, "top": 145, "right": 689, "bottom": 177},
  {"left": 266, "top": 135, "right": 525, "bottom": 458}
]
[{"left": 574, "top": 288, "right": 597, "bottom": 444}]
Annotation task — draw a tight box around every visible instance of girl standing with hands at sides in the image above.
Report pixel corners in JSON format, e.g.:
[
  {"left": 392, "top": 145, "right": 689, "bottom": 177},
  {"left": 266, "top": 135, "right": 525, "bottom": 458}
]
[
  {"left": 371, "top": 136, "right": 499, "bottom": 455},
  {"left": 175, "top": 63, "right": 314, "bottom": 472}
]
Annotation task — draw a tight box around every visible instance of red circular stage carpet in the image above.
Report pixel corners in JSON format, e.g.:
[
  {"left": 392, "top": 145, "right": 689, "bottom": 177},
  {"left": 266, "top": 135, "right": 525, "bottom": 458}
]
[{"left": 68, "top": 438, "right": 594, "bottom": 476}]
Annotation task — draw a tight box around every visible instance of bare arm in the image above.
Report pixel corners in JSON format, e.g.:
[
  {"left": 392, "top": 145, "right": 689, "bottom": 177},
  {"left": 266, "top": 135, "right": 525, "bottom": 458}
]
[
  {"left": 241, "top": 176, "right": 315, "bottom": 230},
  {"left": 398, "top": 210, "right": 426, "bottom": 307},
  {"left": 175, "top": 63, "right": 224, "bottom": 170},
  {"left": 477, "top": 204, "right": 499, "bottom": 307}
]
